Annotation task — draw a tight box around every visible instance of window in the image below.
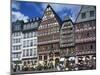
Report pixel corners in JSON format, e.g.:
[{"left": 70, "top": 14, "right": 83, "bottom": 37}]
[
  {"left": 13, "top": 33, "right": 15, "bottom": 37},
  {"left": 19, "top": 45, "right": 21, "bottom": 50},
  {"left": 23, "top": 41, "right": 26, "bottom": 47},
  {"left": 34, "top": 39, "right": 37, "bottom": 43},
  {"left": 90, "top": 45, "right": 93, "bottom": 49},
  {"left": 16, "top": 54, "right": 18, "bottom": 58},
  {"left": 31, "top": 23, "right": 33, "bottom": 28},
  {"left": 27, "top": 61, "right": 30, "bottom": 64},
  {"left": 39, "top": 56, "right": 42, "bottom": 60},
  {"left": 81, "top": 12, "right": 86, "bottom": 19},
  {"left": 33, "top": 50, "right": 37, "bottom": 56},
  {"left": 87, "top": 32, "right": 90, "bottom": 37},
  {"left": 82, "top": 45, "right": 85, "bottom": 50},
  {"left": 48, "top": 45, "right": 53, "bottom": 50},
  {"left": 55, "top": 52, "right": 59, "bottom": 57},
  {"left": 24, "top": 25, "right": 26, "bottom": 30},
  {"left": 44, "top": 56, "right": 47, "bottom": 60},
  {"left": 27, "top": 24, "right": 30, "bottom": 29},
  {"left": 15, "top": 45, "right": 21, "bottom": 50},
  {"left": 29, "top": 32, "right": 31, "bottom": 38},
  {"left": 34, "top": 32, "right": 37, "bottom": 37},
  {"left": 24, "top": 33, "right": 26, "bottom": 39},
  {"left": 18, "top": 38, "right": 21, "bottom": 43},
  {"left": 27, "top": 33, "right": 29, "bottom": 38},
  {"left": 50, "top": 14, "right": 54, "bottom": 17},
  {"left": 30, "top": 40, "right": 33, "bottom": 46},
  {"left": 15, "top": 39, "right": 17, "bottom": 43},
  {"left": 70, "top": 28, "right": 73, "bottom": 30},
  {"left": 23, "top": 50, "right": 25, "bottom": 57},
  {"left": 34, "top": 43, "right": 37, "bottom": 46},
  {"left": 13, "top": 46, "right": 15, "bottom": 50},
  {"left": 34, "top": 48, "right": 37, "bottom": 51},
  {"left": 27, "top": 40, "right": 29, "bottom": 47},
  {"left": 19, "top": 32, "right": 21, "bottom": 36},
  {"left": 13, "top": 39, "right": 15, "bottom": 43},
  {"left": 16, "top": 46, "right": 18, "bottom": 50},
  {"left": 31, "top": 61, "right": 33, "bottom": 65},
  {"left": 30, "top": 49, "right": 33, "bottom": 56},
  {"left": 26, "top": 49, "right": 29, "bottom": 56},
  {"left": 24, "top": 61, "right": 26, "bottom": 65},
  {"left": 90, "top": 11, "right": 94, "bottom": 17},
  {"left": 75, "top": 26, "right": 78, "bottom": 29},
  {"left": 56, "top": 27, "right": 59, "bottom": 32},
  {"left": 18, "top": 53, "right": 21, "bottom": 58},
  {"left": 30, "top": 32, "right": 33, "bottom": 37},
  {"left": 14, "top": 46, "right": 16, "bottom": 50},
  {"left": 34, "top": 22, "right": 38, "bottom": 28}
]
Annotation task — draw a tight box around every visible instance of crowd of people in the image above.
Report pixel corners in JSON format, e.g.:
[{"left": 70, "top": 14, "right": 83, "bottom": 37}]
[{"left": 12, "top": 57, "right": 96, "bottom": 72}]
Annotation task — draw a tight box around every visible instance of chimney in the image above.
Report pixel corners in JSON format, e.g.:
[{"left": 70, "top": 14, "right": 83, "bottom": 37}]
[{"left": 35, "top": 17, "right": 39, "bottom": 21}]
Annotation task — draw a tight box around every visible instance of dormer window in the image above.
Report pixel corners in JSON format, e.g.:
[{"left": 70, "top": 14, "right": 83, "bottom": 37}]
[
  {"left": 30, "top": 23, "right": 33, "bottom": 28},
  {"left": 47, "top": 7, "right": 50, "bottom": 11},
  {"left": 81, "top": 12, "right": 86, "bottom": 19},
  {"left": 48, "top": 7, "right": 50, "bottom": 11},
  {"left": 34, "top": 22, "right": 38, "bottom": 28}
]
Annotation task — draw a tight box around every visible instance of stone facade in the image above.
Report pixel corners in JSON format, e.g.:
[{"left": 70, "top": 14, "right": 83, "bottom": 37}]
[
  {"left": 74, "top": 5, "right": 96, "bottom": 65},
  {"left": 60, "top": 17, "right": 75, "bottom": 58}
]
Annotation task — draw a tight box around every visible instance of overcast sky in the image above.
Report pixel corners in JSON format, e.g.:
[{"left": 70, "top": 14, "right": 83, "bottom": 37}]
[{"left": 12, "top": 0, "right": 81, "bottom": 22}]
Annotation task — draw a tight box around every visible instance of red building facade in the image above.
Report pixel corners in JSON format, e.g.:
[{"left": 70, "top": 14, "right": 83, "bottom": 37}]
[{"left": 38, "top": 5, "right": 62, "bottom": 67}]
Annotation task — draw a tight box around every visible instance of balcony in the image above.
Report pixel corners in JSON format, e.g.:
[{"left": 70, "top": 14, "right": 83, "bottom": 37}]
[
  {"left": 12, "top": 58, "right": 22, "bottom": 61},
  {"left": 38, "top": 50, "right": 49, "bottom": 54},
  {"left": 60, "top": 43, "right": 74, "bottom": 47},
  {"left": 61, "top": 30, "right": 73, "bottom": 34},
  {"left": 12, "top": 50, "right": 22, "bottom": 53},
  {"left": 61, "top": 25, "right": 73, "bottom": 29},
  {"left": 75, "top": 37, "right": 96, "bottom": 43},
  {"left": 76, "top": 50, "right": 96, "bottom": 55},
  {"left": 12, "top": 43, "right": 22, "bottom": 46},
  {"left": 38, "top": 39, "right": 59, "bottom": 45},
  {"left": 61, "top": 51, "right": 76, "bottom": 57},
  {"left": 22, "top": 56, "right": 37, "bottom": 59},
  {"left": 38, "top": 49, "right": 60, "bottom": 54},
  {"left": 75, "top": 26, "right": 95, "bottom": 32},
  {"left": 61, "top": 34, "right": 73, "bottom": 39}
]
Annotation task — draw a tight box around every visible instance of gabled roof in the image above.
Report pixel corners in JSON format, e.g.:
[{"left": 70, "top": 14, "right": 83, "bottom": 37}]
[
  {"left": 62, "top": 16, "right": 73, "bottom": 23},
  {"left": 12, "top": 20, "right": 24, "bottom": 32},
  {"left": 40, "top": 4, "right": 62, "bottom": 26},
  {"left": 22, "top": 18, "right": 41, "bottom": 32},
  {"left": 12, "top": 20, "right": 24, "bottom": 26},
  {"left": 75, "top": 5, "right": 96, "bottom": 23},
  {"left": 12, "top": 17, "right": 41, "bottom": 32}
]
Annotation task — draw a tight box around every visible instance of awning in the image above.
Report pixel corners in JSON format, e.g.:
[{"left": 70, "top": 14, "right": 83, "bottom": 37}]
[
  {"left": 60, "top": 58, "right": 65, "bottom": 61},
  {"left": 68, "top": 57, "right": 75, "bottom": 61}
]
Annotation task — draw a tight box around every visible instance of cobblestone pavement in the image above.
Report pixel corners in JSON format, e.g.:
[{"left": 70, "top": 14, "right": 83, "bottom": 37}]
[{"left": 11, "top": 69, "right": 59, "bottom": 74}]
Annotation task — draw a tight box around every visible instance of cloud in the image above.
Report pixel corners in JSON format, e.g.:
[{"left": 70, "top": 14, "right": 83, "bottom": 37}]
[
  {"left": 11, "top": 2, "right": 81, "bottom": 22},
  {"left": 12, "top": 11, "right": 29, "bottom": 22},
  {"left": 50, "top": 4, "right": 81, "bottom": 22},
  {"left": 41, "top": 3, "right": 81, "bottom": 22},
  {"left": 41, "top": 3, "right": 47, "bottom": 10},
  {"left": 12, "top": 0, "right": 20, "bottom": 10},
  {"left": 33, "top": 3, "right": 47, "bottom": 15}
]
